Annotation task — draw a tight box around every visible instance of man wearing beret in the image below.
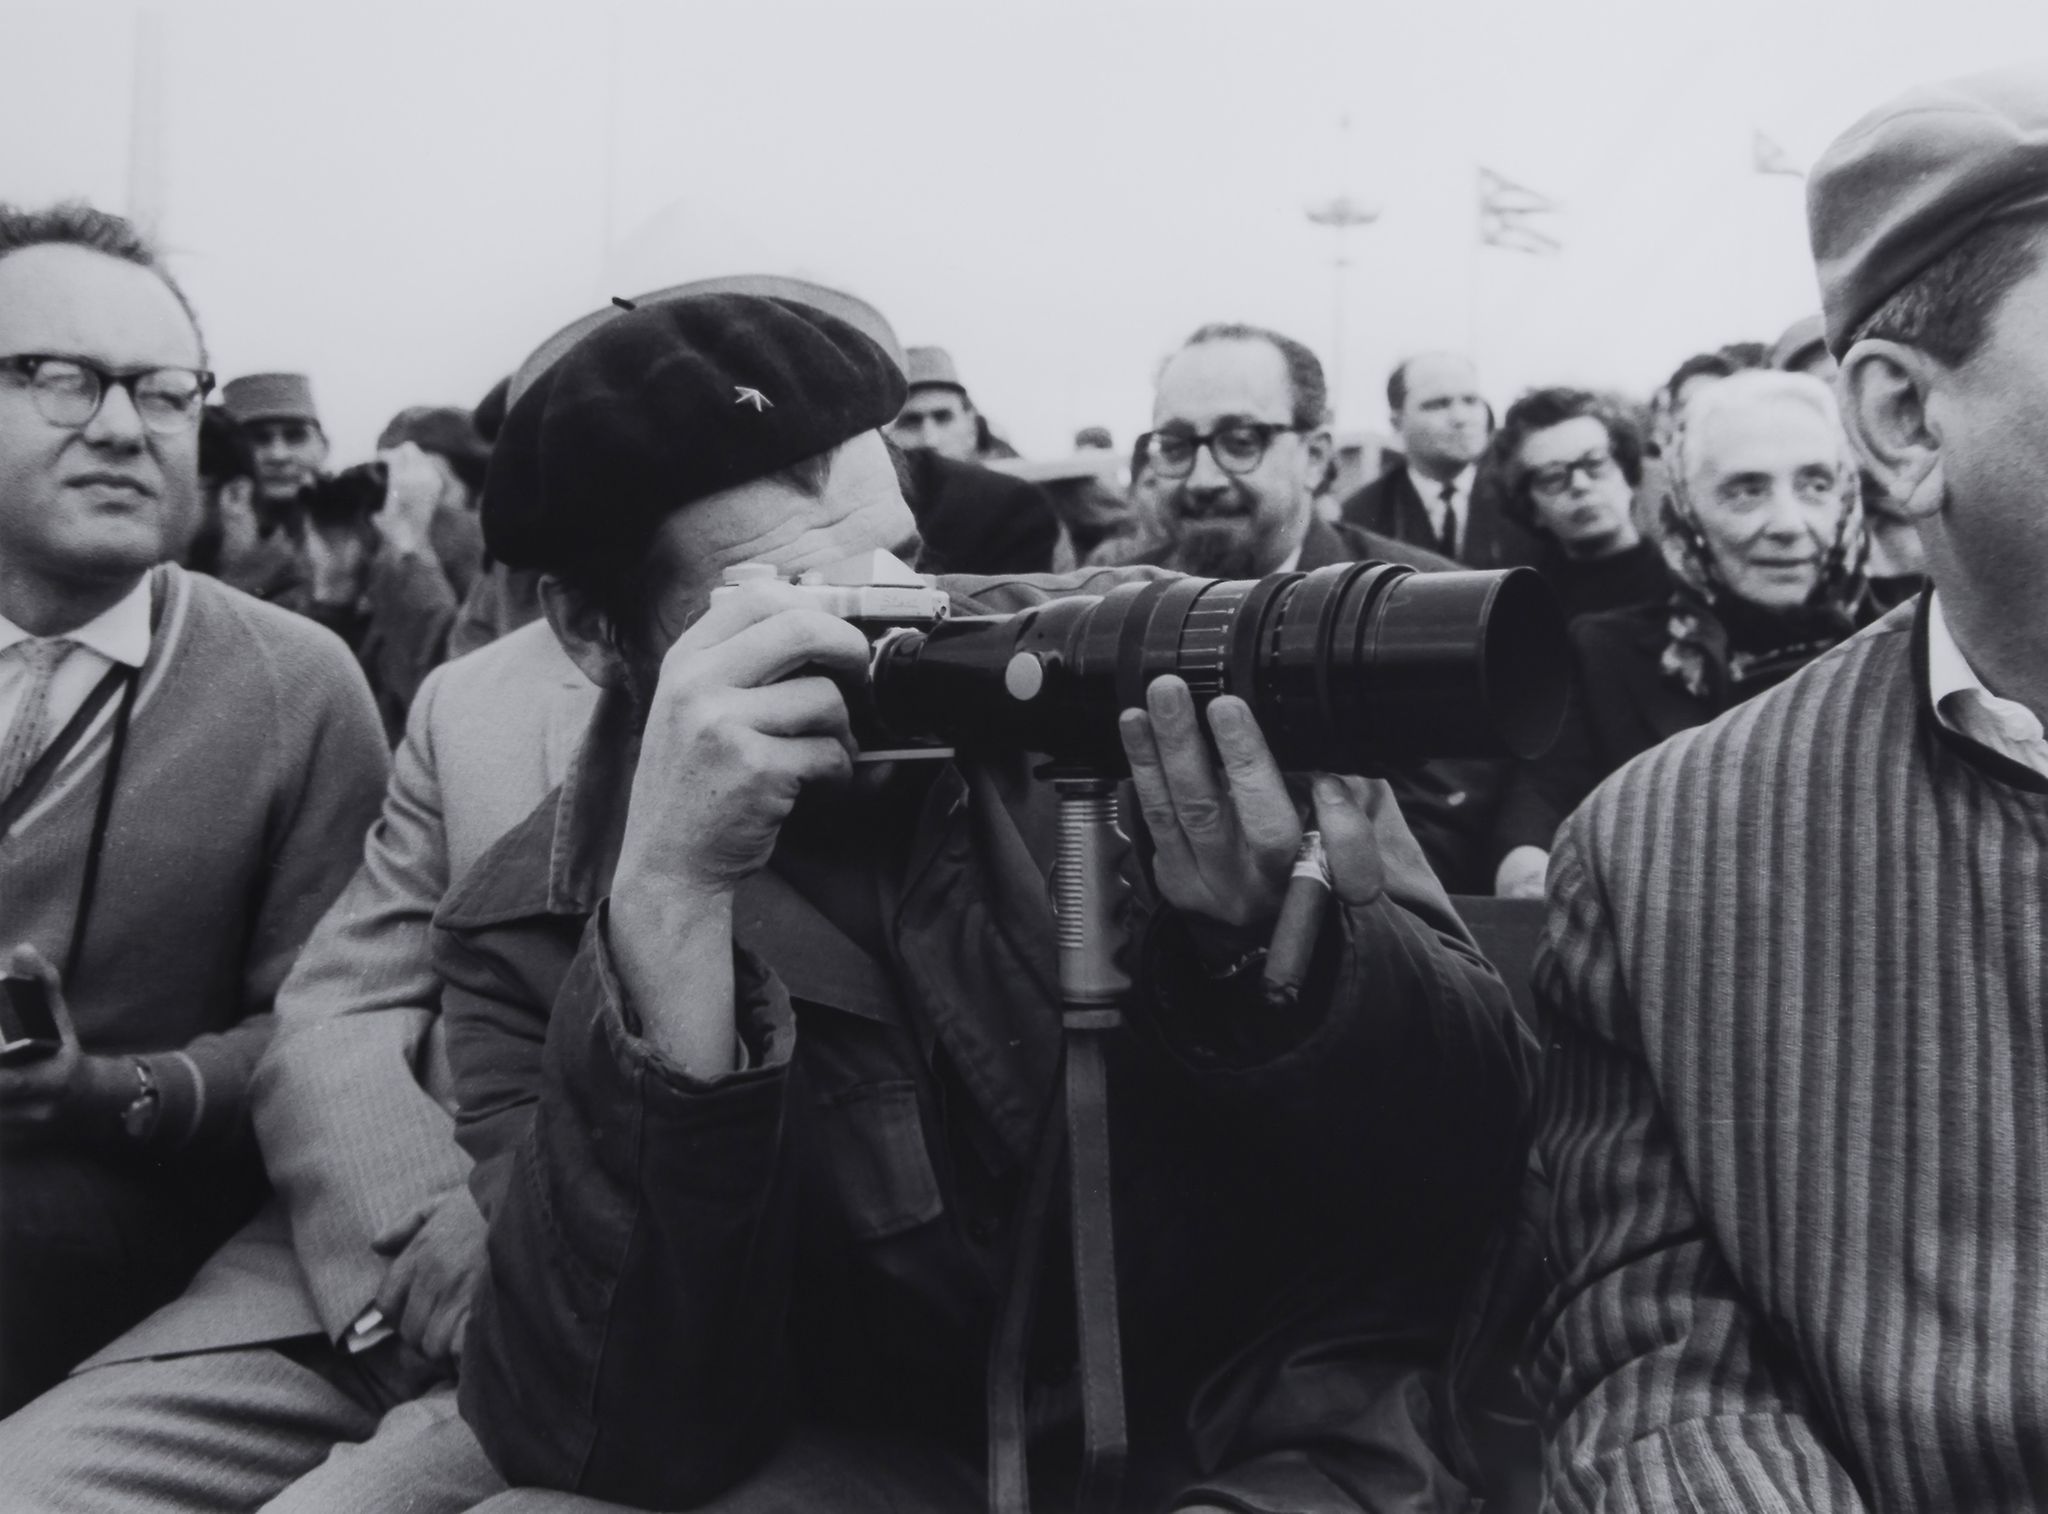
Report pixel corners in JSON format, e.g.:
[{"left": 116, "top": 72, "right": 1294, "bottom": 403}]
[
  {"left": 1529, "top": 67, "right": 2048, "bottom": 1511},
  {"left": 438, "top": 292, "right": 1531, "bottom": 1512}
]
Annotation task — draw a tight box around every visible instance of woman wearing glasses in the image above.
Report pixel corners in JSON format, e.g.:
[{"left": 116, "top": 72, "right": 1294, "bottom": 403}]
[
  {"left": 1485, "top": 388, "right": 1671, "bottom": 625},
  {"left": 1493, "top": 371, "right": 1875, "bottom": 898}
]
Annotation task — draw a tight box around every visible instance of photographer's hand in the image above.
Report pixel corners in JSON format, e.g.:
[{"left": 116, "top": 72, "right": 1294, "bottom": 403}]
[
  {"left": 608, "top": 581, "right": 869, "bottom": 1077},
  {"left": 1119, "top": 677, "right": 1382, "bottom": 936}
]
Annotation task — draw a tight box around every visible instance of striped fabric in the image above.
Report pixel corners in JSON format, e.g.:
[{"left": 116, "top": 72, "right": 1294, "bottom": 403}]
[{"left": 1528, "top": 595, "right": 2048, "bottom": 1512}]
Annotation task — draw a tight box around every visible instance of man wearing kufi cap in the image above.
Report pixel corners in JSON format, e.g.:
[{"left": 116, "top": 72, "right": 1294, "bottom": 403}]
[
  {"left": 1527, "top": 67, "right": 2048, "bottom": 1512},
  {"left": 221, "top": 371, "right": 329, "bottom": 512},
  {"left": 429, "top": 292, "right": 1525, "bottom": 1512},
  {"left": 885, "top": 343, "right": 1064, "bottom": 573}
]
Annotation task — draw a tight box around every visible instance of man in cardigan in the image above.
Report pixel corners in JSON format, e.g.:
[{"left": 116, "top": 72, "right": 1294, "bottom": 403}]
[
  {"left": 0, "top": 202, "right": 387, "bottom": 1411},
  {"left": 1528, "top": 69, "right": 2048, "bottom": 1510}
]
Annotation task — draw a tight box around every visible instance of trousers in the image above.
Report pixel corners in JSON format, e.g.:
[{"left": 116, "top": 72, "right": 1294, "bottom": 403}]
[
  {"left": 0, "top": 1338, "right": 502, "bottom": 1513},
  {"left": 0, "top": 1142, "right": 265, "bottom": 1413}
]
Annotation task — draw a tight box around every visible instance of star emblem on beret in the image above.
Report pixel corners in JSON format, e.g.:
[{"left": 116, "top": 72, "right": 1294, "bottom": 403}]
[{"left": 733, "top": 386, "right": 772, "bottom": 411}]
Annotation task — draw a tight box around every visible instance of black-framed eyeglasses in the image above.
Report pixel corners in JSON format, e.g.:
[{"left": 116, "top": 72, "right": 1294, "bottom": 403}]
[
  {"left": 1143, "top": 421, "right": 1302, "bottom": 479},
  {"left": 1525, "top": 450, "right": 1616, "bottom": 501},
  {"left": 0, "top": 354, "right": 214, "bottom": 436}
]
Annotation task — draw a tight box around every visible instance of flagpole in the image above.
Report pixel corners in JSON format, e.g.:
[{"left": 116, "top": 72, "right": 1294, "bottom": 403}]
[
  {"left": 1305, "top": 196, "right": 1379, "bottom": 430},
  {"left": 126, "top": 7, "right": 167, "bottom": 237}
]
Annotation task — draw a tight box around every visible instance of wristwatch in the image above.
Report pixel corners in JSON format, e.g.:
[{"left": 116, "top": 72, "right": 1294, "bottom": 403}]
[{"left": 120, "top": 1057, "right": 161, "bottom": 1143}]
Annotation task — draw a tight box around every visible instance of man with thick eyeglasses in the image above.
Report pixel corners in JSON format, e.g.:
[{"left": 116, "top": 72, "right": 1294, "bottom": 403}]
[
  {"left": 1120, "top": 322, "right": 1515, "bottom": 896},
  {"left": 0, "top": 201, "right": 387, "bottom": 1413}
]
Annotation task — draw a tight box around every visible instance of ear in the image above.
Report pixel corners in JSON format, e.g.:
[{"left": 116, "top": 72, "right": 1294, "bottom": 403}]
[
  {"left": 539, "top": 575, "right": 634, "bottom": 690},
  {"left": 220, "top": 476, "right": 255, "bottom": 518},
  {"left": 1839, "top": 338, "right": 1947, "bottom": 521},
  {"left": 1301, "top": 425, "right": 1334, "bottom": 475}
]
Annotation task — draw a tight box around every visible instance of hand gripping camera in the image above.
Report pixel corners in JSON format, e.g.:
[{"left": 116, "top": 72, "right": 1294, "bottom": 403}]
[{"left": 712, "top": 548, "right": 1570, "bottom": 773}]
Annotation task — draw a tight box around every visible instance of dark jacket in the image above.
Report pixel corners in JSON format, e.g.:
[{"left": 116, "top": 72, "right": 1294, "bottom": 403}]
[
  {"left": 1493, "top": 601, "right": 1713, "bottom": 856},
  {"left": 437, "top": 574, "right": 1531, "bottom": 1512},
  {"left": 1337, "top": 466, "right": 1542, "bottom": 571},
  {"left": 1531, "top": 537, "right": 1673, "bottom": 626},
  {"left": 904, "top": 449, "right": 1063, "bottom": 575}
]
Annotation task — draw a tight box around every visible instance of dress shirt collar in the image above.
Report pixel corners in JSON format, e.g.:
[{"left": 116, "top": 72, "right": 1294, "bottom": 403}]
[
  {"left": 1407, "top": 463, "right": 1475, "bottom": 514},
  {"left": 1926, "top": 588, "right": 2048, "bottom": 765},
  {"left": 0, "top": 574, "right": 153, "bottom": 667}
]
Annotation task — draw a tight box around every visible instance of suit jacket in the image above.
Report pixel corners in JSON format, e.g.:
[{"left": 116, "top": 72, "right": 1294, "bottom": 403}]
[
  {"left": 902, "top": 449, "right": 1062, "bottom": 575},
  {"left": 1337, "top": 464, "right": 1542, "bottom": 571},
  {"left": 1492, "top": 602, "right": 1711, "bottom": 859},
  {"left": 83, "top": 618, "right": 599, "bottom": 1366}
]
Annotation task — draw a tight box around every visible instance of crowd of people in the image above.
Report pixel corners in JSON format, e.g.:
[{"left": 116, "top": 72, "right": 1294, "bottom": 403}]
[{"left": 0, "top": 60, "right": 2043, "bottom": 1514}]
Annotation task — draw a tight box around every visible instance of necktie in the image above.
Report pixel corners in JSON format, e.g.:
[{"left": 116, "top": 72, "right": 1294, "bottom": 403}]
[
  {"left": 1438, "top": 482, "right": 1461, "bottom": 559},
  {"left": 0, "top": 639, "right": 75, "bottom": 799}
]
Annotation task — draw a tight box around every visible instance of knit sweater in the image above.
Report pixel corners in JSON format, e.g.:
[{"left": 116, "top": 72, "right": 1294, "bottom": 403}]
[
  {"left": 1530, "top": 590, "right": 2048, "bottom": 1512},
  {"left": 0, "top": 564, "right": 388, "bottom": 1154}
]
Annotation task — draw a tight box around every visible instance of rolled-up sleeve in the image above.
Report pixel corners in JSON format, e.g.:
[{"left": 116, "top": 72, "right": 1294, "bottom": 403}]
[{"left": 454, "top": 904, "right": 805, "bottom": 1506}]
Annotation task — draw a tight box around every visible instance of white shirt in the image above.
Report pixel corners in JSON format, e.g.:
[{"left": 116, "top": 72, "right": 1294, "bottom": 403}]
[
  {"left": 0, "top": 576, "right": 153, "bottom": 758},
  {"left": 1408, "top": 464, "right": 1476, "bottom": 553},
  {"left": 1925, "top": 589, "right": 2048, "bottom": 779}
]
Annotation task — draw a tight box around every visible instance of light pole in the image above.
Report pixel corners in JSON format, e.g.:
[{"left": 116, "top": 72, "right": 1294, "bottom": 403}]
[{"left": 1304, "top": 196, "right": 1380, "bottom": 429}]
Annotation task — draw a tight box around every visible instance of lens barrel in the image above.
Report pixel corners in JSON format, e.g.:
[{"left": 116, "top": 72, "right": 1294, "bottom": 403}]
[{"left": 869, "top": 562, "right": 1567, "bottom": 775}]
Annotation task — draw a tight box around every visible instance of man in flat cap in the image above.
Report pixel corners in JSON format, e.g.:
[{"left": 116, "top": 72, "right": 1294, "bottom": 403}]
[
  {"left": 222, "top": 371, "right": 329, "bottom": 517},
  {"left": 1528, "top": 67, "right": 2048, "bottom": 1511},
  {"left": 436, "top": 292, "right": 1529, "bottom": 1512},
  {"left": 887, "top": 342, "right": 1064, "bottom": 574}
]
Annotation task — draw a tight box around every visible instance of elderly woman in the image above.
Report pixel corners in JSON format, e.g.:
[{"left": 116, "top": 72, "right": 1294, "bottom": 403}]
[{"left": 1494, "top": 368, "right": 1873, "bottom": 897}]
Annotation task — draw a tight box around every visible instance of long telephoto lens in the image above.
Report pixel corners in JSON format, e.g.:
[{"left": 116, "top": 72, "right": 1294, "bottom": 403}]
[{"left": 868, "top": 561, "right": 1568, "bottom": 775}]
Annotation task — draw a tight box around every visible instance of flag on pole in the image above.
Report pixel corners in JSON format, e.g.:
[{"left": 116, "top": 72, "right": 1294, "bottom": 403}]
[
  {"left": 1477, "top": 167, "right": 1560, "bottom": 255},
  {"left": 1753, "top": 130, "right": 1805, "bottom": 178}
]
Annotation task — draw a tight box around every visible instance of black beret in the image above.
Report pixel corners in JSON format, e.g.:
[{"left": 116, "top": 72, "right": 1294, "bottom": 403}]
[{"left": 483, "top": 293, "right": 907, "bottom": 574}]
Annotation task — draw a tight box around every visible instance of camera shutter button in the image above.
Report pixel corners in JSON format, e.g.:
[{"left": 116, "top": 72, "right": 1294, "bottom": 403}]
[{"left": 1004, "top": 652, "right": 1045, "bottom": 701}]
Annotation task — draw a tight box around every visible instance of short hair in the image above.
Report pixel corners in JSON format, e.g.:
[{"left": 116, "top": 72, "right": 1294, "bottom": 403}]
[
  {"left": 1387, "top": 358, "right": 1412, "bottom": 414},
  {"left": 1674, "top": 368, "right": 1853, "bottom": 496},
  {"left": 1181, "top": 323, "right": 1329, "bottom": 430},
  {"left": 1663, "top": 350, "right": 1737, "bottom": 407},
  {"left": 1848, "top": 214, "right": 2048, "bottom": 367},
  {"left": 1489, "top": 388, "right": 1645, "bottom": 526},
  {"left": 0, "top": 200, "right": 203, "bottom": 354},
  {"left": 198, "top": 406, "right": 255, "bottom": 486}
]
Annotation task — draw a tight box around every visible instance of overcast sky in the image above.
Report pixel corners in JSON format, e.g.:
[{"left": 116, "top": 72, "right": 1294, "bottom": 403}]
[{"left": 5, "top": 0, "right": 2046, "bottom": 461}]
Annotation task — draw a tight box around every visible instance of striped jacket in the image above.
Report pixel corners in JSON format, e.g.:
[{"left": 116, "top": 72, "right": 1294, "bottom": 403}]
[{"left": 1529, "top": 592, "right": 2048, "bottom": 1512}]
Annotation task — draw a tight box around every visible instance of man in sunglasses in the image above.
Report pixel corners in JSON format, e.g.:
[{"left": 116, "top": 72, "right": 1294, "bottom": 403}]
[
  {"left": 1133, "top": 322, "right": 1513, "bottom": 895},
  {"left": 0, "top": 202, "right": 387, "bottom": 1411}
]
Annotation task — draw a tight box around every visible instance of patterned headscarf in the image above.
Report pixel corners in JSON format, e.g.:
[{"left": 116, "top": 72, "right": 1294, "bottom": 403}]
[{"left": 1656, "top": 384, "right": 1871, "bottom": 704}]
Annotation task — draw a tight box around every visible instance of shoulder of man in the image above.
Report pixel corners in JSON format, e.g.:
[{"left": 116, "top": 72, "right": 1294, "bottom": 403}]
[
  {"left": 1318, "top": 516, "right": 1457, "bottom": 573},
  {"left": 174, "top": 564, "right": 378, "bottom": 716},
  {"left": 1566, "top": 601, "right": 1917, "bottom": 861}
]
